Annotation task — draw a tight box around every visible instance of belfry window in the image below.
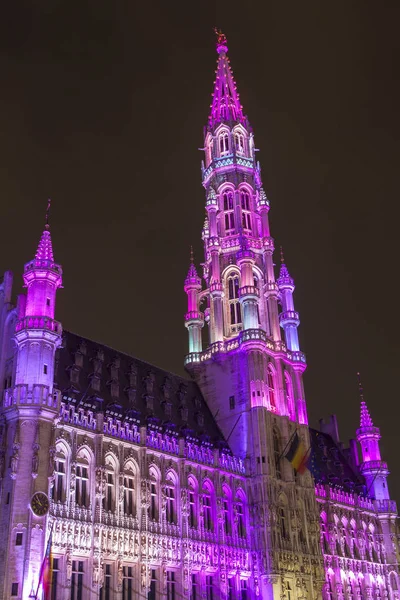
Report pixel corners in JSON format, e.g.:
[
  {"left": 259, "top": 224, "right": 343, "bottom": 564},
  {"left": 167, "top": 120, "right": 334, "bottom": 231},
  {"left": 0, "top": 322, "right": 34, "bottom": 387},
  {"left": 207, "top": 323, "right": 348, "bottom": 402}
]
[
  {"left": 223, "top": 191, "right": 235, "bottom": 234},
  {"left": 103, "top": 467, "right": 114, "bottom": 512},
  {"left": 227, "top": 273, "right": 242, "bottom": 334},
  {"left": 219, "top": 131, "right": 229, "bottom": 156},
  {"left": 203, "top": 487, "right": 213, "bottom": 531},
  {"left": 237, "top": 500, "right": 245, "bottom": 538},
  {"left": 240, "top": 190, "right": 251, "bottom": 232}
]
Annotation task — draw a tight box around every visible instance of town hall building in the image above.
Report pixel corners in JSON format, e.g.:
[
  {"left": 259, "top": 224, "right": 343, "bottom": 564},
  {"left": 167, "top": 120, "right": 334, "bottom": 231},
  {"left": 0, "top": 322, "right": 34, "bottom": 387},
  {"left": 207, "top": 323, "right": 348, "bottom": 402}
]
[{"left": 0, "top": 31, "right": 398, "bottom": 600}]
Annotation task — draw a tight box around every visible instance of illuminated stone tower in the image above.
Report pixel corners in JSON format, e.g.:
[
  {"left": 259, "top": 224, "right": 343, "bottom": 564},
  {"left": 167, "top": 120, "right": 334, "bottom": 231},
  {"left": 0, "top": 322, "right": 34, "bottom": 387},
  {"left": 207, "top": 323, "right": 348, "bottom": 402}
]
[
  {"left": 185, "top": 31, "right": 324, "bottom": 600},
  {"left": 0, "top": 211, "right": 62, "bottom": 598}
]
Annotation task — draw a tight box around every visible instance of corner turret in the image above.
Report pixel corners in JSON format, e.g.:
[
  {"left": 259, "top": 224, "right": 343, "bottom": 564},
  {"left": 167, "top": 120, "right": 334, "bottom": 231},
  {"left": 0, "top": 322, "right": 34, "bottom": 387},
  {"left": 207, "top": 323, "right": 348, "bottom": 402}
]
[
  {"left": 277, "top": 249, "right": 300, "bottom": 352},
  {"left": 184, "top": 249, "right": 204, "bottom": 354},
  {"left": 356, "top": 374, "right": 389, "bottom": 500}
]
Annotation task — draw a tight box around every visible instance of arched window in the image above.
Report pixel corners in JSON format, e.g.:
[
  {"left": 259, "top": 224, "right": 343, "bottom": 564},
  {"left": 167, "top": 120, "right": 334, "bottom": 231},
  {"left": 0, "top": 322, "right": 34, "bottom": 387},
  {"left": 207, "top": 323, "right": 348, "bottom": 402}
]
[
  {"left": 227, "top": 272, "right": 242, "bottom": 334},
  {"left": 273, "top": 429, "right": 282, "bottom": 479},
  {"left": 123, "top": 463, "right": 136, "bottom": 516},
  {"left": 219, "top": 131, "right": 229, "bottom": 156},
  {"left": 223, "top": 190, "right": 235, "bottom": 234},
  {"left": 267, "top": 366, "right": 276, "bottom": 411},
  {"left": 165, "top": 473, "right": 177, "bottom": 525},
  {"left": 234, "top": 132, "right": 245, "bottom": 154},
  {"left": 75, "top": 450, "right": 91, "bottom": 507},
  {"left": 53, "top": 448, "right": 67, "bottom": 503},
  {"left": 240, "top": 190, "right": 251, "bottom": 232}
]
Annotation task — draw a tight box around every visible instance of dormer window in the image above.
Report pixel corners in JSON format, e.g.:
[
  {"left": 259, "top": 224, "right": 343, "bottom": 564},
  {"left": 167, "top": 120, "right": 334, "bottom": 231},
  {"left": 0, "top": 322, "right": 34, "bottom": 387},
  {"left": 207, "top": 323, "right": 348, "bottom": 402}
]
[{"left": 219, "top": 131, "right": 229, "bottom": 156}]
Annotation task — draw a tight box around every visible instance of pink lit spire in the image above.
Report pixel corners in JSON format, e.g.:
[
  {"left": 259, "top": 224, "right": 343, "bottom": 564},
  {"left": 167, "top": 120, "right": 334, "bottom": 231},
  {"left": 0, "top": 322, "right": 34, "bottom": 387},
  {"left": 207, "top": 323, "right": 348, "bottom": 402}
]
[
  {"left": 35, "top": 199, "right": 55, "bottom": 265},
  {"left": 358, "top": 372, "right": 374, "bottom": 428},
  {"left": 185, "top": 246, "right": 201, "bottom": 286},
  {"left": 277, "top": 246, "right": 294, "bottom": 286},
  {"left": 208, "top": 29, "right": 246, "bottom": 128}
]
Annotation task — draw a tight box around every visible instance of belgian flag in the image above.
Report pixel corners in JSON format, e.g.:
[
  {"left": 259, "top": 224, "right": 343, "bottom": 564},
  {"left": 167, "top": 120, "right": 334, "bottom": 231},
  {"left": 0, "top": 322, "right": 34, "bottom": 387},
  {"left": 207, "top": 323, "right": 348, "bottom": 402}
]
[
  {"left": 37, "top": 526, "right": 53, "bottom": 599},
  {"left": 284, "top": 432, "right": 309, "bottom": 474}
]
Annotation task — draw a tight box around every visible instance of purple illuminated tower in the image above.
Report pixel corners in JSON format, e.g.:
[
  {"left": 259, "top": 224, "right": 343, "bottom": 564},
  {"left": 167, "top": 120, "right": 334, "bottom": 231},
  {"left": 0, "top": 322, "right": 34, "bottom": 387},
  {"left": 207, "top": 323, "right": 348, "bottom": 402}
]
[
  {"left": 0, "top": 213, "right": 62, "bottom": 597},
  {"left": 356, "top": 376, "right": 389, "bottom": 501},
  {"left": 184, "top": 31, "right": 321, "bottom": 600}
]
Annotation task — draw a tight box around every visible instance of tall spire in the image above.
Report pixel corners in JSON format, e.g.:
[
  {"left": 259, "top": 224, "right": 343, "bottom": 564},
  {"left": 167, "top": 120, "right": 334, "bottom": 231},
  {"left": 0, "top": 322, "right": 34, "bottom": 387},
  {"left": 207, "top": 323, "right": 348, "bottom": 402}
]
[
  {"left": 209, "top": 29, "right": 245, "bottom": 128},
  {"left": 357, "top": 372, "right": 374, "bottom": 428},
  {"left": 35, "top": 199, "right": 55, "bottom": 265}
]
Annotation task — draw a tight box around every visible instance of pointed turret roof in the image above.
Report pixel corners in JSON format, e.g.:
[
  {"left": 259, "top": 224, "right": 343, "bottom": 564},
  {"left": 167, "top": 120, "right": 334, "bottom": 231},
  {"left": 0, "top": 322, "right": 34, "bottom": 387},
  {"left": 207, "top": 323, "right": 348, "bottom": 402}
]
[
  {"left": 184, "top": 247, "right": 201, "bottom": 288},
  {"left": 357, "top": 373, "right": 374, "bottom": 428},
  {"left": 35, "top": 225, "right": 55, "bottom": 264},
  {"left": 208, "top": 30, "right": 246, "bottom": 129},
  {"left": 277, "top": 247, "right": 294, "bottom": 287}
]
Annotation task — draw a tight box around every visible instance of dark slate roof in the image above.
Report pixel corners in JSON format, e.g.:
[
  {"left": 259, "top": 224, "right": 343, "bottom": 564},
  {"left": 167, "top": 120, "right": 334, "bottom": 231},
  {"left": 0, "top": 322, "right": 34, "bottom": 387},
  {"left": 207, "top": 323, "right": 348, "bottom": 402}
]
[
  {"left": 309, "top": 428, "right": 366, "bottom": 494},
  {"left": 54, "top": 330, "right": 228, "bottom": 449}
]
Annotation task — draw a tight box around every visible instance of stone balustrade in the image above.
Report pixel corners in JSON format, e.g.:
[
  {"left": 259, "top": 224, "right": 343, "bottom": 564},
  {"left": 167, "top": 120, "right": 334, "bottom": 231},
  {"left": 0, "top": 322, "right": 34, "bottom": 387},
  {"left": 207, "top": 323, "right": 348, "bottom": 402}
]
[
  {"left": 3, "top": 383, "right": 58, "bottom": 409},
  {"left": 15, "top": 315, "right": 62, "bottom": 334}
]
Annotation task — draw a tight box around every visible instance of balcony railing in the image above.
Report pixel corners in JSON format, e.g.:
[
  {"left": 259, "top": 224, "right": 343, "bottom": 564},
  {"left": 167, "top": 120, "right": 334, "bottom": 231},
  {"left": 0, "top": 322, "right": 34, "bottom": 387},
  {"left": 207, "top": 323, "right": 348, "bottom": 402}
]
[{"left": 15, "top": 315, "right": 62, "bottom": 334}]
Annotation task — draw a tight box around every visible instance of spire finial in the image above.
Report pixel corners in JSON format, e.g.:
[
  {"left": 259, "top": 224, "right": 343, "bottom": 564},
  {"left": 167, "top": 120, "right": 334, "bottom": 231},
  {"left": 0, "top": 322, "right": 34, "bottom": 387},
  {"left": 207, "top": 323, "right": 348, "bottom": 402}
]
[
  {"left": 45, "top": 198, "right": 51, "bottom": 229},
  {"left": 214, "top": 28, "right": 228, "bottom": 54},
  {"left": 280, "top": 246, "right": 285, "bottom": 264},
  {"left": 357, "top": 371, "right": 364, "bottom": 401},
  {"left": 190, "top": 245, "right": 194, "bottom": 264}
]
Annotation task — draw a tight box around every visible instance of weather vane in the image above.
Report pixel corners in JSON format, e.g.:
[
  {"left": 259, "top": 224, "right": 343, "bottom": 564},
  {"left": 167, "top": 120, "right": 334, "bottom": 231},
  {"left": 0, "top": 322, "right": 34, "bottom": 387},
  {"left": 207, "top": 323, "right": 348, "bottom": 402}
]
[{"left": 45, "top": 198, "right": 51, "bottom": 228}]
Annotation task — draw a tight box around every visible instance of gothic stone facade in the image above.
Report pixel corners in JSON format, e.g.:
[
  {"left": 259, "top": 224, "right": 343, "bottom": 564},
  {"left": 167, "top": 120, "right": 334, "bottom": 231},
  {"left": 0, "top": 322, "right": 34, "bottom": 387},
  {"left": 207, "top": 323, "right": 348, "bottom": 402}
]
[{"left": 0, "top": 31, "right": 398, "bottom": 600}]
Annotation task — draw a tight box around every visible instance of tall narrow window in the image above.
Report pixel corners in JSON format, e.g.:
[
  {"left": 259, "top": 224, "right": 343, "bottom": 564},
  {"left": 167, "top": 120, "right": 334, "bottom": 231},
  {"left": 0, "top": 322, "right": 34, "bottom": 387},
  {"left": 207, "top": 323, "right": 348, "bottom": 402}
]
[
  {"left": 206, "top": 576, "right": 214, "bottom": 600},
  {"left": 223, "top": 191, "right": 235, "bottom": 234},
  {"left": 99, "top": 564, "right": 112, "bottom": 600},
  {"left": 167, "top": 572, "right": 176, "bottom": 600},
  {"left": 70, "top": 561, "right": 84, "bottom": 600},
  {"left": 237, "top": 501, "right": 245, "bottom": 538},
  {"left": 148, "top": 570, "right": 156, "bottom": 600},
  {"left": 150, "top": 481, "right": 157, "bottom": 520},
  {"left": 124, "top": 475, "right": 135, "bottom": 516},
  {"left": 219, "top": 132, "right": 229, "bottom": 156},
  {"left": 273, "top": 429, "right": 281, "bottom": 479},
  {"left": 75, "top": 462, "right": 89, "bottom": 507},
  {"left": 122, "top": 566, "right": 134, "bottom": 600},
  {"left": 43, "top": 364, "right": 48, "bottom": 375},
  {"left": 166, "top": 480, "right": 176, "bottom": 524},
  {"left": 241, "top": 580, "right": 248, "bottom": 600},
  {"left": 240, "top": 190, "right": 251, "bottom": 232},
  {"left": 279, "top": 507, "right": 288, "bottom": 540},
  {"left": 228, "top": 578, "right": 235, "bottom": 600},
  {"left": 103, "top": 469, "right": 114, "bottom": 512},
  {"left": 203, "top": 491, "right": 212, "bottom": 531},
  {"left": 54, "top": 451, "right": 66, "bottom": 503},
  {"left": 51, "top": 558, "right": 59, "bottom": 600},
  {"left": 267, "top": 368, "right": 276, "bottom": 411},
  {"left": 224, "top": 495, "right": 231, "bottom": 535},
  {"left": 192, "top": 574, "right": 199, "bottom": 600},
  {"left": 235, "top": 132, "right": 245, "bottom": 154},
  {"left": 227, "top": 273, "right": 242, "bottom": 333},
  {"left": 189, "top": 487, "right": 196, "bottom": 528}
]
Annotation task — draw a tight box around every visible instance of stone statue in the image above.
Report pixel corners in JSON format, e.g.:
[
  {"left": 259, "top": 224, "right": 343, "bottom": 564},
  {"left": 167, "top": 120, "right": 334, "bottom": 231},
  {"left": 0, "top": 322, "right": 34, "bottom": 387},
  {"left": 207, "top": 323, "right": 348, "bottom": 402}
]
[{"left": 10, "top": 444, "right": 19, "bottom": 479}]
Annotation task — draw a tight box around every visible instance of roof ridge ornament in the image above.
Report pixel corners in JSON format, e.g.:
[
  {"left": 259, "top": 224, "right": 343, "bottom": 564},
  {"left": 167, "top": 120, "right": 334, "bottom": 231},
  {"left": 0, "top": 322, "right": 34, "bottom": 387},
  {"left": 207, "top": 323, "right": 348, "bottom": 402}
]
[{"left": 357, "top": 372, "right": 374, "bottom": 428}]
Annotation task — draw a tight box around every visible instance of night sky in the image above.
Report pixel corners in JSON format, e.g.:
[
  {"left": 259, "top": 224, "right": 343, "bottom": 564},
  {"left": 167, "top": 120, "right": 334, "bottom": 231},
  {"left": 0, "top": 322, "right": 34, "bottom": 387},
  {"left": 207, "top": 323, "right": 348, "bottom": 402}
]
[{"left": 1, "top": 3, "right": 399, "bottom": 499}]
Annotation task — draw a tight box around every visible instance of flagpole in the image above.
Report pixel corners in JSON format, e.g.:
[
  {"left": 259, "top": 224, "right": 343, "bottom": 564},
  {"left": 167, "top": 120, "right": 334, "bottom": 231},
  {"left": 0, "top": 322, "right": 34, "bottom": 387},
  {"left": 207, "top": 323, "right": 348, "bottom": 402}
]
[
  {"left": 276, "top": 428, "right": 297, "bottom": 465},
  {"left": 34, "top": 521, "right": 54, "bottom": 600}
]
